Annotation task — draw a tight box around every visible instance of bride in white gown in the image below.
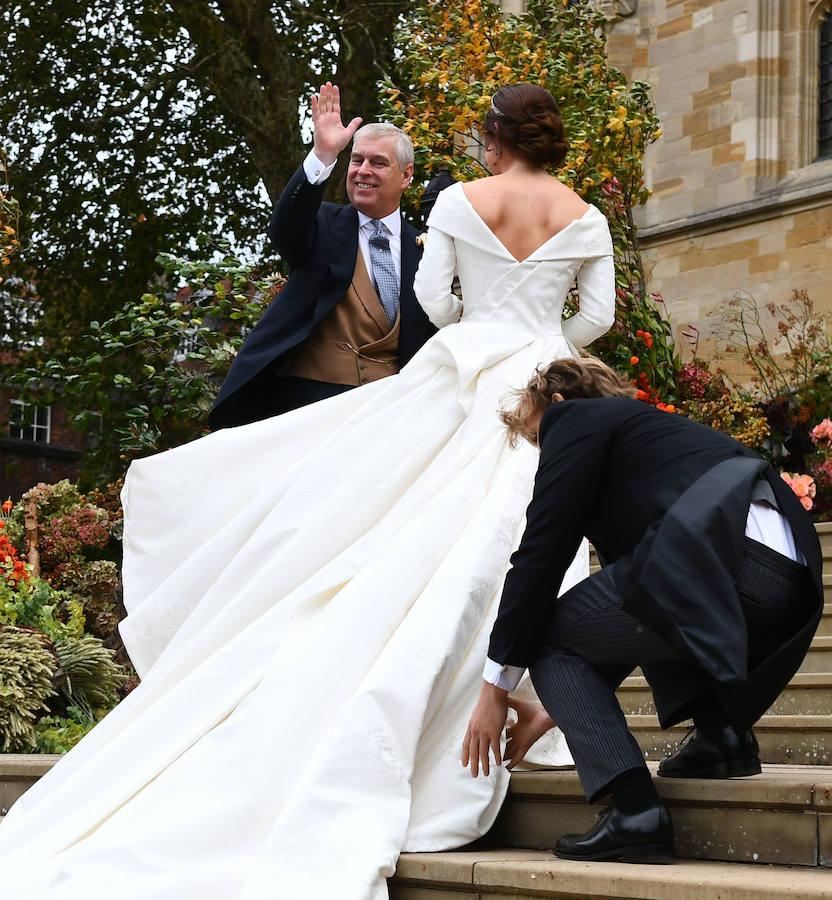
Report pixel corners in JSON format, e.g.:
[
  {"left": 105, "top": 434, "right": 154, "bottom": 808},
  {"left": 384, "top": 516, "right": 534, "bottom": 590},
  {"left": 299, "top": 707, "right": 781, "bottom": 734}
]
[{"left": 0, "top": 84, "right": 615, "bottom": 899}]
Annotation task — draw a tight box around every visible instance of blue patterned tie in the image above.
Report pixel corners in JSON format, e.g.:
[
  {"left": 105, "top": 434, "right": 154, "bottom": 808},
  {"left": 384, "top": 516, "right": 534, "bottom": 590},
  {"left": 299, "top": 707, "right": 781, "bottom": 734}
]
[{"left": 368, "top": 219, "right": 399, "bottom": 327}]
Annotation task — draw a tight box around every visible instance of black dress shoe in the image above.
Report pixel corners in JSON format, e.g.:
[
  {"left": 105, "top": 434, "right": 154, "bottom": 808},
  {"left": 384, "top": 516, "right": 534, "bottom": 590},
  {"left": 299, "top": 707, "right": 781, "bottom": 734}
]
[
  {"left": 553, "top": 802, "right": 675, "bottom": 863},
  {"left": 658, "top": 726, "right": 761, "bottom": 779}
]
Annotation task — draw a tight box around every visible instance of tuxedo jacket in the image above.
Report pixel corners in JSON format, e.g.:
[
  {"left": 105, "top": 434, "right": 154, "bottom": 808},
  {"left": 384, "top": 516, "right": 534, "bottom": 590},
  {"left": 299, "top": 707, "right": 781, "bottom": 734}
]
[
  {"left": 488, "top": 397, "right": 823, "bottom": 730},
  {"left": 209, "top": 165, "right": 436, "bottom": 430}
]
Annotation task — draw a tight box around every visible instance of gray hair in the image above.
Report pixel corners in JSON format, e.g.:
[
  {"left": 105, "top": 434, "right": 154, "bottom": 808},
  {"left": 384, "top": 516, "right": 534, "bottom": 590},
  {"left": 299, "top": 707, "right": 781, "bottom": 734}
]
[{"left": 352, "top": 123, "right": 414, "bottom": 170}]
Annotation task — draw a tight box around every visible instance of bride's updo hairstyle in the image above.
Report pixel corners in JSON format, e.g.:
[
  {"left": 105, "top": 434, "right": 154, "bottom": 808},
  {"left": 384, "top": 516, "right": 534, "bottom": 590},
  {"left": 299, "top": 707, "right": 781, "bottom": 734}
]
[
  {"left": 485, "top": 84, "right": 569, "bottom": 168},
  {"left": 500, "top": 357, "right": 636, "bottom": 447}
]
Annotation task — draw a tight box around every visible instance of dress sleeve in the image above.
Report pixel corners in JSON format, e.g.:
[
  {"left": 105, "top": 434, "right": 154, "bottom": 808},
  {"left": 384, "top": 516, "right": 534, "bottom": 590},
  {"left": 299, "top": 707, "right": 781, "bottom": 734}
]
[
  {"left": 413, "top": 222, "right": 463, "bottom": 329},
  {"left": 561, "top": 253, "right": 616, "bottom": 349}
]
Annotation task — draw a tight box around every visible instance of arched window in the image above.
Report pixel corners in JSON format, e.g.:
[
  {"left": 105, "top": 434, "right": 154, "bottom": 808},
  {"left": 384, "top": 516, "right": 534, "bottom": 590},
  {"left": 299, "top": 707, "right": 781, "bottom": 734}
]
[{"left": 820, "top": 11, "right": 832, "bottom": 159}]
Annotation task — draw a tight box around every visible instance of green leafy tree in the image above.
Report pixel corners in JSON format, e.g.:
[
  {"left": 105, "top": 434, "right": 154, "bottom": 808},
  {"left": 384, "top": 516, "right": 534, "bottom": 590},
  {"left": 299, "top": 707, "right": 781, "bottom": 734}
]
[
  {"left": 380, "top": 0, "right": 679, "bottom": 400},
  {"left": 11, "top": 247, "right": 283, "bottom": 484},
  {"left": 0, "top": 150, "right": 20, "bottom": 268},
  {"left": 0, "top": 0, "right": 408, "bottom": 350}
]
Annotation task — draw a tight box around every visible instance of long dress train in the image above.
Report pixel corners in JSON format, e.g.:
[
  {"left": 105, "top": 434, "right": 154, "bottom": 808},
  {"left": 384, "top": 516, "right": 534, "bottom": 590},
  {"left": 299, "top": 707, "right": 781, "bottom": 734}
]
[{"left": 0, "top": 183, "right": 615, "bottom": 899}]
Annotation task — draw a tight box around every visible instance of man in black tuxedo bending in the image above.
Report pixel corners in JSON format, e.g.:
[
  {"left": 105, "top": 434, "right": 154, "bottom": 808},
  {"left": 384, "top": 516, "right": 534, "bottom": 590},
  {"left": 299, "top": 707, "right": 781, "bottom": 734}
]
[
  {"left": 463, "top": 357, "right": 822, "bottom": 863},
  {"left": 209, "top": 82, "right": 436, "bottom": 430}
]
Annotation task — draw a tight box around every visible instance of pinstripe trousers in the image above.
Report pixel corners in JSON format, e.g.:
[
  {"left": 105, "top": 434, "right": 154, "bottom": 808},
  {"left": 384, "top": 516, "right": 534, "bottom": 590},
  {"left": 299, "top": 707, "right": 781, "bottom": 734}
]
[{"left": 529, "top": 566, "right": 684, "bottom": 803}]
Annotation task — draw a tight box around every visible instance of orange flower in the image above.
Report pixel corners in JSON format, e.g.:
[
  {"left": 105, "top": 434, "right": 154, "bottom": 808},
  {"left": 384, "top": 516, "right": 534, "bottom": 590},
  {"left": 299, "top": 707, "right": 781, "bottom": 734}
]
[
  {"left": 780, "top": 472, "right": 815, "bottom": 509},
  {"left": 1, "top": 498, "right": 11, "bottom": 515},
  {"left": 630, "top": 355, "right": 640, "bottom": 366}
]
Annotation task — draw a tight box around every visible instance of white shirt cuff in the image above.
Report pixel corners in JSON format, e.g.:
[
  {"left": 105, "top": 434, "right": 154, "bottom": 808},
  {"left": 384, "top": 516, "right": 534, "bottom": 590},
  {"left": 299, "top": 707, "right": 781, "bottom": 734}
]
[
  {"left": 483, "top": 657, "right": 526, "bottom": 692},
  {"left": 303, "top": 150, "right": 337, "bottom": 185}
]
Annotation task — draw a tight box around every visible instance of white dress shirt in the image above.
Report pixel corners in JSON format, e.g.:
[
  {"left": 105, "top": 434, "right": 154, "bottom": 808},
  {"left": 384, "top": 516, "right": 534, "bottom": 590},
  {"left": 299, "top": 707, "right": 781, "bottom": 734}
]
[
  {"left": 483, "top": 502, "right": 805, "bottom": 692},
  {"left": 302, "top": 149, "right": 402, "bottom": 284}
]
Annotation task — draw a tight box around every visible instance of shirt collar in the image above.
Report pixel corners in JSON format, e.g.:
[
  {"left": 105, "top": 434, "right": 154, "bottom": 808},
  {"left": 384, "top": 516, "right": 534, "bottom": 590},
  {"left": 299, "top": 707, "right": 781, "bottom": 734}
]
[{"left": 358, "top": 208, "right": 401, "bottom": 237}]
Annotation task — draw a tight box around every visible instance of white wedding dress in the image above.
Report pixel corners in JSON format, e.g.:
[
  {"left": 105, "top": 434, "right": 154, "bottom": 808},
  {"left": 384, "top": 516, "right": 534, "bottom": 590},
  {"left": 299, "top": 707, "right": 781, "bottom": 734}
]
[{"left": 0, "top": 183, "right": 615, "bottom": 900}]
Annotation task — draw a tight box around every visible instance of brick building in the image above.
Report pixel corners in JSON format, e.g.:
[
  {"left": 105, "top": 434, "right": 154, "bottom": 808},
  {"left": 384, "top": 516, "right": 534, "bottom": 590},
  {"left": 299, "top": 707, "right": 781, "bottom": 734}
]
[{"left": 0, "top": 390, "right": 85, "bottom": 501}]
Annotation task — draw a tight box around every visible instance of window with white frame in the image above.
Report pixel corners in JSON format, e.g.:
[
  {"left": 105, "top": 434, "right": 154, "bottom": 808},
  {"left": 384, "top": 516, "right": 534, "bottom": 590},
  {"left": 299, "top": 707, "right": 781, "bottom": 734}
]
[
  {"left": 820, "top": 10, "right": 832, "bottom": 159},
  {"left": 9, "top": 399, "right": 51, "bottom": 443}
]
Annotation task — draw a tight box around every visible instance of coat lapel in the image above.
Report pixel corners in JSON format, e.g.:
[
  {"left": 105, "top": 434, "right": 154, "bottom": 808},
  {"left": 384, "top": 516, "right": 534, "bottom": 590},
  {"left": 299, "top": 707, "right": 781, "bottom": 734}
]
[
  {"left": 318, "top": 204, "right": 360, "bottom": 324},
  {"left": 398, "top": 217, "right": 423, "bottom": 355}
]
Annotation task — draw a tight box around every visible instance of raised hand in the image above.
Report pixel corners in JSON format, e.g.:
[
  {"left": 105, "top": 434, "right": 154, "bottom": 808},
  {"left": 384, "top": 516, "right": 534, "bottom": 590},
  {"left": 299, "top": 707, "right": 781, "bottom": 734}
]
[{"left": 311, "top": 82, "right": 363, "bottom": 167}]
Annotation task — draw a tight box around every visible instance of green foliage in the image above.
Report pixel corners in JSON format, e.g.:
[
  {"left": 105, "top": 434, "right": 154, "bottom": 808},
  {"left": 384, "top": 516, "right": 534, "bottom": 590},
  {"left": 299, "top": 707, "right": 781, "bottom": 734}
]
[
  {"left": 53, "top": 635, "right": 127, "bottom": 720},
  {"left": 383, "top": 0, "right": 657, "bottom": 195},
  {"left": 50, "top": 559, "right": 121, "bottom": 640},
  {"left": 3, "top": 480, "right": 85, "bottom": 548},
  {"left": 0, "top": 487, "right": 132, "bottom": 754},
  {"left": 0, "top": 578, "right": 84, "bottom": 641},
  {"left": 671, "top": 292, "right": 832, "bottom": 521},
  {"left": 711, "top": 290, "right": 832, "bottom": 403},
  {"left": 10, "top": 248, "right": 284, "bottom": 484},
  {"left": 680, "top": 394, "right": 771, "bottom": 453},
  {"left": 0, "top": 149, "right": 20, "bottom": 268},
  {"left": 0, "top": 626, "right": 57, "bottom": 752},
  {"left": 707, "top": 290, "right": 832, "bottom": 472},
  {"left": 0, "top": 1, "right": 408, "bottom": 360},
  {"left": 35, "top": 706, "right": 96, "bottom": 754},
  {"left": 380, "top": 0, "right": 679, "bottom": 401}
]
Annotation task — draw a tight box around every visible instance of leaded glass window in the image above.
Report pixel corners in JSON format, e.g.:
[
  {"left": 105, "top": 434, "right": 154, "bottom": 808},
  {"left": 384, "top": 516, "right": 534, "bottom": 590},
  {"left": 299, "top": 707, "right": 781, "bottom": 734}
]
[{"left": 820, "top": 12, "right": 832, "bottom": 159}]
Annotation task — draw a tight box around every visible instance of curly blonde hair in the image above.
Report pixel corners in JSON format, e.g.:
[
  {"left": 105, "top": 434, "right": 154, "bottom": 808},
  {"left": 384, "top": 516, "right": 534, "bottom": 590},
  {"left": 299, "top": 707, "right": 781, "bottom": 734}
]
[{"left": 500, "top": 356, "right": 636, "bottom": 447}]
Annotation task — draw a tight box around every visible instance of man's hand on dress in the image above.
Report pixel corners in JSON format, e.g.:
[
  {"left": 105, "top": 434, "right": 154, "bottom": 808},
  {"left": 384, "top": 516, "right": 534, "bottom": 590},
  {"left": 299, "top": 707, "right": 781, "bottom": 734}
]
[
  {"left": 462, "top": 682, "right": 509, "bottom": 777},
  {"left": 505, "top": 698, "right": 555, "bottom": 771},
  {"left": 311, "top": 82, "right": 362, "bottom": 166}
]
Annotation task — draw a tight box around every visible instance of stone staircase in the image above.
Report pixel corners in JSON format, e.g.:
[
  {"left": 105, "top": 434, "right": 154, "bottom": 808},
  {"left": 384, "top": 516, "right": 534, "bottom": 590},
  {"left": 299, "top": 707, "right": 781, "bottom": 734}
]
[
  {"left": 389, "top": 522, "right": 832, "bottom": 898},
  {"left": 2, "top": 526, "right": 832, "bottom": 897}
]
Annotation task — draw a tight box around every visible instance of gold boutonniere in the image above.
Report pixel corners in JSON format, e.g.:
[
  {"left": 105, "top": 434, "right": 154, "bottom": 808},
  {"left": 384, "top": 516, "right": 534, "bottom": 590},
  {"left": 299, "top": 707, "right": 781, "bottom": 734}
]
[{"left": 415, "top": 232, "right": 428, "bottom": 249}]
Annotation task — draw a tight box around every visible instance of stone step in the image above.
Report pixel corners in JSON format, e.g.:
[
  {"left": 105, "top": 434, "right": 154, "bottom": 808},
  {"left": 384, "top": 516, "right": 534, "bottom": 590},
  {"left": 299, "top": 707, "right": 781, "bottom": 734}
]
[
  {"left": 488, "top": 763, "right": 832, "bottom": 868},
  {"left": 619, "top": 672, "right": 832, "bottom": 716},
  {"left": 630, "top": 714, "right": 832, "bottom": 765},
  {"left": 798, "top": 636, "right": 832, "bottom": 673},
  {"left": 389, "top": 850, "right": 832, "bottom": 899},
  {"left": 816, "top": 598, "right": 832, "bottom": 635},
  {"left": 0, "top": 755, "right": 59, "bottom": 816},
  {"left": 818, "top": 522, "right": 832, "bottom": 556}
]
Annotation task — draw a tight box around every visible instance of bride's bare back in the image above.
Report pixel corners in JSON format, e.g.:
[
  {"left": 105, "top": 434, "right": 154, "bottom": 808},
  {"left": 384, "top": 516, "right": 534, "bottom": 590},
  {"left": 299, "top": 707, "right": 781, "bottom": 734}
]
[{"left": 462, "top": 175, "right": 589, "bottom": 263}]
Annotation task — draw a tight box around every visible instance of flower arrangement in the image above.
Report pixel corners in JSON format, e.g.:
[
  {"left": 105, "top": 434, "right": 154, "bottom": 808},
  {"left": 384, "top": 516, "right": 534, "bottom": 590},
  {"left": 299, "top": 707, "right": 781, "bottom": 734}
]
[
  {"left": 781, "top": 472, "right": 817, "bottom": 511},
  {"left": 669, "top": 291, "right": 832, "bottom": 520},
  {"left": 810, "top": 418, "right": 832, "bottom": 446},
  {"left": 0, "top": 489, "right": 130, "bottom": 752},
  {"left": 0, "top": 521, "right": 29, "bottom": 585}
]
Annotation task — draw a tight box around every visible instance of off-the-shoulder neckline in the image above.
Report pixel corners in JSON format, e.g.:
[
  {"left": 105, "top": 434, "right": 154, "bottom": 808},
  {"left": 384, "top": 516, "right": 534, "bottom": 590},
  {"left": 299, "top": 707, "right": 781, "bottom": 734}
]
[{"left": 454, "top": 183, "right": 596, "bottom": 263}]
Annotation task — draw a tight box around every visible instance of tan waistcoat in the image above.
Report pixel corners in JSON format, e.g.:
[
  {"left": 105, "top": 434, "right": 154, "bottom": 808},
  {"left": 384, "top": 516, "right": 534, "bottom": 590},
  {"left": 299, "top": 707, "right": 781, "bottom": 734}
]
[{"left": 275, "top": 252, "right": 400, "bottom": 386}]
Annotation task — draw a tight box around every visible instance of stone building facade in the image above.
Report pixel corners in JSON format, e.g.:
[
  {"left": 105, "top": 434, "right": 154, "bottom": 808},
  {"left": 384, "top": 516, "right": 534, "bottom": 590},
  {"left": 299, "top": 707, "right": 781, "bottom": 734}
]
[
  {"left": 502, "top": 0, "right": 832, "bottom": 361},
  {"left": 603, "top": 0, "right": 832, "bottom": 360}
]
